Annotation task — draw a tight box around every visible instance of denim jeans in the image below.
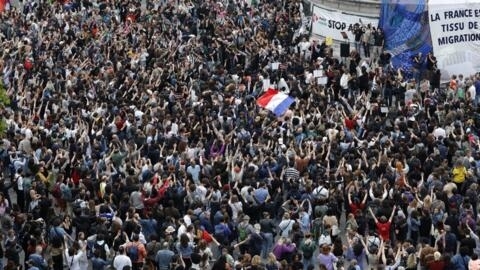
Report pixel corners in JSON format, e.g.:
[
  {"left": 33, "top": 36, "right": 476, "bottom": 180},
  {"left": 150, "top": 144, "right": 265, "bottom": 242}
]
[
  {"left": 262, "top": 232, "right": 274, "bottom": 259},
  {"left": 354, "top": 41, "right": 362, "bottom": 54},
  {"left": 303, "top": 257, "right": 315, "bottom": 270}
]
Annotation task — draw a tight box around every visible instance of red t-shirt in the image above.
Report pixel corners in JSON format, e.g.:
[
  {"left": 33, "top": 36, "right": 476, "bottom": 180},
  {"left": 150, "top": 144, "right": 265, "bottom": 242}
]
[
  {"left": 349, "top": 203, "right": 365, "bottom": 216},
  {"left": 376, "top": 221, "right": 391, "bottom": 240},
  {"left": 344, "top": 117, "right": 357, "bottom": 130},
  {"left": 427, "top": 260, "right": 446, "bottom": 270},
  {"left": 115, "top": 119, "right": 125, "bottom": 130}
]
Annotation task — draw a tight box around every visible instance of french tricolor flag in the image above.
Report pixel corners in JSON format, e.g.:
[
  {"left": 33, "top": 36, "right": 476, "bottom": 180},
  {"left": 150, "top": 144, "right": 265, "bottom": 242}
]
[{"left": 257, "top": 88, "right": 295, "bottom": 117}]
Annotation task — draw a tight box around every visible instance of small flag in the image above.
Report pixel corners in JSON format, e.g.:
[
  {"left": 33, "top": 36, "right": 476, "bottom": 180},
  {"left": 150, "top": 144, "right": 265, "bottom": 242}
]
[{"left": 257, "top": 88, "right": 295, "bottom": 117}]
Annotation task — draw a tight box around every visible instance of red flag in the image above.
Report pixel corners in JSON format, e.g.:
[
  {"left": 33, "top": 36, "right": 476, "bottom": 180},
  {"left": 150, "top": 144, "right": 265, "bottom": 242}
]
[{"left": 0, "top": 0, "right": 7, "bottom": 12}]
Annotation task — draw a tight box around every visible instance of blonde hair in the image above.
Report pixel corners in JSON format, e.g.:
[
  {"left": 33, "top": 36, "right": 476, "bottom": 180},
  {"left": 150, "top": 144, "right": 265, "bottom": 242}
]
[
  {"left": 251, "top": 255, "right": 262, "bottom": 266},
  {"left": 443, "top": 182, "right": 457, "bottom": 194},
  {"left": 434, "top": 251, "right": 441, "bottom": 261},
  {"left": 407, "top": 253, "right": 417, "bottom": 268},
  {"left": 267, "top": 253, "right": 278, "bottom": 264},
  {"left": 242, "top": 253, "right": 251, "bottom": 263},
  {"left": 423, "top": 195, "right": 432, "bottom": 210}
]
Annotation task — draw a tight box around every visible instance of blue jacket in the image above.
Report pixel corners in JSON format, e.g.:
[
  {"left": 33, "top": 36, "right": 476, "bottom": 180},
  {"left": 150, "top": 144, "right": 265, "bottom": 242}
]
[{"left": 451, "top": 254, "right": 470, "bottom": 270}]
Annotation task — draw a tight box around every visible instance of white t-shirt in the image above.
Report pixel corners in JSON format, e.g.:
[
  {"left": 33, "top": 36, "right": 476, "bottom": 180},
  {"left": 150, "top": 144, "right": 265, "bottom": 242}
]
[
  {"left": 64, "top": 250, "right": 84, "bottom": 270},
  {"left": 113, "top": 254, "right": 132, "bottom": 270},
  {"left": 468, "top": 85, "right": 476, "bottom": 101},
  {"left": 433, "top": 127, "right": 446, "bottom": 140},
  {"left": 187, "top": 164, "right": 201, "bottom": 183},
  {"left": 177, "top": 224, "right": 187, "bottom": 239},
  {"left": 228, "top": 201, "right": 243, "bottom": 221},
  {"left": 340, "top": 73, "right": 350, "bottom": 90}
]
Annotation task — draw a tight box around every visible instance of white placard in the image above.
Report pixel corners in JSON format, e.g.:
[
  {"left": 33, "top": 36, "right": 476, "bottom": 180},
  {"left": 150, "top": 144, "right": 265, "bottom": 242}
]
[
  {"left": 311, "top": 6, "right": 379, "bottom": 42},
  {"left": 313, "top": 70, "right": 323, "bottom": 78},
  {"left": 317, "top": 77, "right": 328, "bottom": 85},
  {"left": 262, "top": 79, "right": 271, "bottom": 91},
  {"left": 428, "top": 0, "right": 480, "bottom": 78},
  {"left": 271, "top": 62, "right": 280, "bottom": 70}
]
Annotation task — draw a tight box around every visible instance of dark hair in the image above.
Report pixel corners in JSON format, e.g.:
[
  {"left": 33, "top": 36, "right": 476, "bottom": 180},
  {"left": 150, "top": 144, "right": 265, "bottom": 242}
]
[
  {"left": 131, "top": 234, "right": 139, "bottom": 242},
  {"left": 180, "top": 233, "right": 189, "bottom": 247},
  {"left": 97, "top": 234, "right": 105, "bottom": 241},
  {"left": 149, "top": 234, "right": 158, "bottom": 242},
  {"left": 211, "top": 256, "right": 228, "bottom": 270},
  {"left": 353, "top": 243, "right": 363, "bottom": 257}
]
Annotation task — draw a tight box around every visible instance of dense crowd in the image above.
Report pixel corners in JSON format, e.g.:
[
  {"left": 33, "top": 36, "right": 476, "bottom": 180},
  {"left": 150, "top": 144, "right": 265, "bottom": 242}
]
[{"left": 0, "top": 0, "right": 480, "bottom": 270}]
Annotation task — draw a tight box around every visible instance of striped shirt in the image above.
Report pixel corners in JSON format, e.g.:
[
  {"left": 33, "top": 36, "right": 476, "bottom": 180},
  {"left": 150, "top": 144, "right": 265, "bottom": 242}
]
[{"left": 284, "top": 167, "right": 300, "bottom": 181}]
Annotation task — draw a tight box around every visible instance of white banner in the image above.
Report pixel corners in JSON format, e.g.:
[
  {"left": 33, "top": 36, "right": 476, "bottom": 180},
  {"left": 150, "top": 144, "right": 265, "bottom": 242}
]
[
  {"left": 428, "top": 0, "right": 480, "bottom": 78},
  {"left": 311, "top": 6, "right": 379, "bottom": 41}
]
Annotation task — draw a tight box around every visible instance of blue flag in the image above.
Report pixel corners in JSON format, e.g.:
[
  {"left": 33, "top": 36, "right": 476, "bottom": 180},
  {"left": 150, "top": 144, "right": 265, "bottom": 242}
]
[{"left": 379, "top": 0, "right": 433, "bottom": 78}]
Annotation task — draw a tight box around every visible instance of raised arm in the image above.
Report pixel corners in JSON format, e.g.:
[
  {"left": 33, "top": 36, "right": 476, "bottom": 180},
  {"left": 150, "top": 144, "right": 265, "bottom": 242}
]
[
  {"left": 380, "top": 241, "right": 387, "bottom": 265},
  {"left": 369, "top": 183, "right": 376, "bottom": 200},
  {"left": 389, "top": 205, "right": 397, "bottom": 223},
  {"left": 389, "top": 245, "right": 403, "bottom": 268},
  {"left": 368, "top": 207, "right": 379, "bottom": 224},
  {"left": 362, "top": 192, "right": 368, "bottom": 204},
  {"left": 358, "top": 234, "right": 369, "bottom": 255},
  {"left": 377, "top": 239, "right": 384, "bottom": 257},
  {"left": 380, "top": 184, "right": 388, "bottom": 201}
]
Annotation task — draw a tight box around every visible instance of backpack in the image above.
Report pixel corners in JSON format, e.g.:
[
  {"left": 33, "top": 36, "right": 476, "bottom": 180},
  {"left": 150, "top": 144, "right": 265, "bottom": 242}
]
[
  {"left": 189, "top": 189, "right": 202, "bottom": 205},
  {"left": 214, "top": 223, "right": 231, "bottom": 244},
  {"left": 147, "top": 242, "right": 161, "bottom": 262},
  {"left": 302, "top": 242, "right": 315, "bottom": 259},
  {"left": 127, "top": 243, "right": 139, "bottom": 262},
  {"left": 49, "top": 228, "right": 63, "bottom": 248},
  {"left": 312, "top": 218, "right": 324, "bottom": 241},
  {"left": 52, "top": 182, "right": 62, "bottom": 199},
  {"left": 94, "top": 242, "right": 107, "bottom": 260},
  {"left": 367, "top": 236, "right": 380, "bottom": 251},
  {"left": 238, "top": 224, "right": 248, "bottom": 241},
  {"left": 448, "top": 194, "right": 462, "bottom": 209},
  {"left": 347, "top": 265, "right": 358, "bottom": 270},
  {"left": 4, "top": 241, "right": 18, "bottom": 261},
  {"left": 61, "top": 185, "right": 73, "bottom": 201}
]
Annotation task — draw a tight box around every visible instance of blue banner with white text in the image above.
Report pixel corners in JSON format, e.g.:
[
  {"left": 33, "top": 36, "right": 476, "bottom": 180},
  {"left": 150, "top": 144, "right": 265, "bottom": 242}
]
[{"left": 379, "top": 0, "right": 432, "bottom": 78}]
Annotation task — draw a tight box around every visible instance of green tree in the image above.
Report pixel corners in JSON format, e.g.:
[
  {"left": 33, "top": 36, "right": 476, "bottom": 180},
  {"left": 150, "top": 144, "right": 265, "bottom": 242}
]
[{"left": 0, "top": 81, "right": 10, "bottom": 137}]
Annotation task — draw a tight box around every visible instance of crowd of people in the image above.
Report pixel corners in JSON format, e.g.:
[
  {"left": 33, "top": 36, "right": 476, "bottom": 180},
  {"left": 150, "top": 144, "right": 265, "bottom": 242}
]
[{"left": 0, "top": 0, "right": 480, "bottom": 270}]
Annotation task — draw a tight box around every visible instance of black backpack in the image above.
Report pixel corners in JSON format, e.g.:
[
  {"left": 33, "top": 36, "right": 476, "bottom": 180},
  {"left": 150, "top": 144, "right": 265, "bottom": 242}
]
[
  {"left": 49, "top": 228, "right": 63, "bottom": 248},
  {"left": 94, "top": 242, "right": 108, "bottom": 260},
  {"left": 4, "top": 240, "right": 17, "bottom": 260}
]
